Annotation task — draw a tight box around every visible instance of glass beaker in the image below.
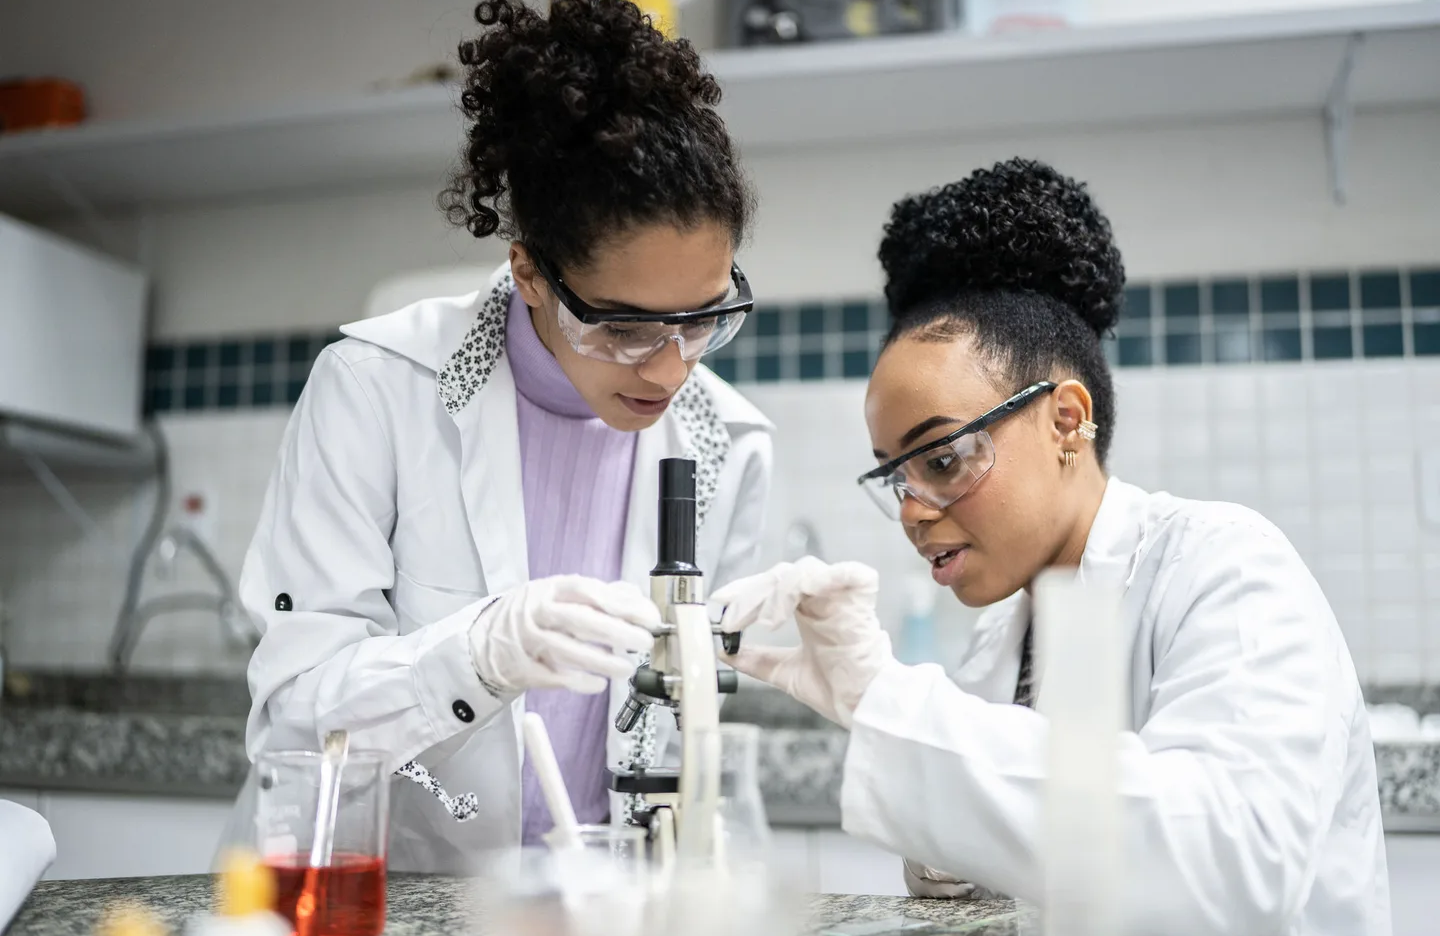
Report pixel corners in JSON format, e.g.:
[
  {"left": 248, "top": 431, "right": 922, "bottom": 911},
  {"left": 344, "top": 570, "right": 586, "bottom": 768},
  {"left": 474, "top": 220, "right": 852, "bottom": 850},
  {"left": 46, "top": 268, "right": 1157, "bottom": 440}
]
[
  {"left": 556, "top": 824, "right": 649, "bottom": 869},
  {"left": 252, "top": 749, "right": 390, "bottom": 936}
]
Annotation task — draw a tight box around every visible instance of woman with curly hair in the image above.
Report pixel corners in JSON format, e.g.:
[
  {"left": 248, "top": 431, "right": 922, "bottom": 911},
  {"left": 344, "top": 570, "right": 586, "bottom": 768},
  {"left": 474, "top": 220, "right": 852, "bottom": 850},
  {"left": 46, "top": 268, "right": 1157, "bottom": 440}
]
[
  {"left": 716, "top": 159, "right": 1388, "bottom": 934},
  {"left": 234, "top": 0, "right": 772, "bottom": 870}
]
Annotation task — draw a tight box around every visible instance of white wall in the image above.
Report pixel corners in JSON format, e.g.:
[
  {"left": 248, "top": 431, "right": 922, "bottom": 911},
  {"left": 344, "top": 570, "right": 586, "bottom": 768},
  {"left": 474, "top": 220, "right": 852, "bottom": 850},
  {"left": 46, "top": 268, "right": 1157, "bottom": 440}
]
[
  {"left": 2, "top": 2, "right": 1437, "bottom": 677},
  {"left": 29, "top": 105, "right": 1440, "bottom": 340},
  {"left": 7, "top": 358, "right": 1440, "bottom": 685}
]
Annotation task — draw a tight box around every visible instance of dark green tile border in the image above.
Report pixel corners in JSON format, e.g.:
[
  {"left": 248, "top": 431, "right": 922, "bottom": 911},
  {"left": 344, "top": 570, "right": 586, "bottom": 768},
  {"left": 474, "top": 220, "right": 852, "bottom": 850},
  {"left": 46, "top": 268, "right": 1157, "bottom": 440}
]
[{"left": 143, "top": 266, "right": 1440, "bottom": 413}]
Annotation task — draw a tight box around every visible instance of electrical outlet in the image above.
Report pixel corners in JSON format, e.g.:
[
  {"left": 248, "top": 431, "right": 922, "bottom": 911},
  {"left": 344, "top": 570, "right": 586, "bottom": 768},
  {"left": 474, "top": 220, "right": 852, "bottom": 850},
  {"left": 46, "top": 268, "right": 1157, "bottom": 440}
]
[{"left": 174, "top": 485, "right": 219, "bottom": 547}]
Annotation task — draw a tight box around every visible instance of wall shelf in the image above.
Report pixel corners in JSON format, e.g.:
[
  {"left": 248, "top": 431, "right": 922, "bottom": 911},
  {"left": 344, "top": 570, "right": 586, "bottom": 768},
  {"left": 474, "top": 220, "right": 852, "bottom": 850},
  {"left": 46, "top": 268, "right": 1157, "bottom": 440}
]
[{"left": 0, "top": 2, "right": 1436, "bottom": 214}]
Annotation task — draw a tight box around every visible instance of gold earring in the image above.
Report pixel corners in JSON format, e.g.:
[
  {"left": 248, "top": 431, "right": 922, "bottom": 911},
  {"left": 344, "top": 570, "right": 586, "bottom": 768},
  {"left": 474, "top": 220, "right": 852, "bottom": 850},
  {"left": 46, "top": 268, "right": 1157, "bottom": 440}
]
[
  {"left": 1060, "top": 450, "right": 1077, "bottom": 468},
  {"left": 1077, "top": 420, "right": 1098, "bottom": 442}
]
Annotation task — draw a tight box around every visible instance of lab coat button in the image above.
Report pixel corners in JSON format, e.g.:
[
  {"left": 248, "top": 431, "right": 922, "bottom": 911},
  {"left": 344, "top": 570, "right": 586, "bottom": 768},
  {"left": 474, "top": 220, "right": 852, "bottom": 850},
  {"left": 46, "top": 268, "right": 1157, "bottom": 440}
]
[
  {"left": 275, "top": 593, "right": 293, "bottom": 612},
  {"left": 453, "top": 700, "right": 475, "bottom": 723}
]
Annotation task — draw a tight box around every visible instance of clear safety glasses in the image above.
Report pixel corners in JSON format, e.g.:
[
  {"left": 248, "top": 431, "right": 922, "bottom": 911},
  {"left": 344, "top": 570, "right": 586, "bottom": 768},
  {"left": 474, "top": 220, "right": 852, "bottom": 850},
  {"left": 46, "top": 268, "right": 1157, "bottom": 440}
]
[
  {"left": 530, "top": 249, "right": 753, "bottom": 366},
  {"left": 856, "top": 382, "right": 1057, "bottom": 519}
]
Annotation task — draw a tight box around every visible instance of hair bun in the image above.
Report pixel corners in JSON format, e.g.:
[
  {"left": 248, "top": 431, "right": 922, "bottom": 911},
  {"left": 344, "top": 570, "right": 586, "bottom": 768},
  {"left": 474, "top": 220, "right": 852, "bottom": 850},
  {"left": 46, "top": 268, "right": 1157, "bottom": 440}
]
[{"left": 879, "top": 158, "right": 1125, "bottom": 339}]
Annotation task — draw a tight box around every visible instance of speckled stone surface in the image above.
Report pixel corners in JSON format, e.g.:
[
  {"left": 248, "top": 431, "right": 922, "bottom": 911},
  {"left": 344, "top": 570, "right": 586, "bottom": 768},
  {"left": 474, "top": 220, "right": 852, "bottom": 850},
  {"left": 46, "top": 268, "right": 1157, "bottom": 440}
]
[
  {"left": 0, "top": 709, "right": 249, "bottom": 798},
  {"left": 6, "top": 674, "right": 1440, "bottom": 832},
  {"left": 6, "top": 873, "right": 472, "bottom": 936},
  {"left": 804, "top": 895, "right": 1033, "bottom": 934},
  {"left": 7, "top": 875, "right": 1027, "bottom": 936}
]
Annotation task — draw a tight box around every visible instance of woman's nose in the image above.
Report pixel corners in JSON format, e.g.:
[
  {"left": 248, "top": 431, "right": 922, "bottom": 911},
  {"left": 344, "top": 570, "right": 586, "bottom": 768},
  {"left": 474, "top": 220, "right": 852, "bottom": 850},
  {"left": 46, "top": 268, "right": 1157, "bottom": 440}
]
[
  {"left": 899, "top": 490, "right": 944, "bottom": 527},
  {"left": 635, "top": 338, "right": 689, "bottom": 390}
]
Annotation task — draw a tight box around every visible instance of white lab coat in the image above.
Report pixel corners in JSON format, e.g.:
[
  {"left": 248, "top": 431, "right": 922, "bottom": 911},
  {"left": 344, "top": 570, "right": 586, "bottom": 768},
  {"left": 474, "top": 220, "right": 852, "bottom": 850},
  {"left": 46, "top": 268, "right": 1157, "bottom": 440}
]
[
  {"left": 841, "top": 478, "right": 1390, "bottom": 936},
  {"left": 232, "top": 265, "right": 773, "bottom": 873}
]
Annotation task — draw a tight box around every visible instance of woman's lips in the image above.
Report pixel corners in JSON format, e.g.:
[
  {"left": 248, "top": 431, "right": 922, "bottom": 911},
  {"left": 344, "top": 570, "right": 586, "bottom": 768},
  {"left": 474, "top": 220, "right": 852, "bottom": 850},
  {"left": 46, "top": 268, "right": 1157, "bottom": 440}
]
[
  {"left": 929, "top": 547, "right": 969, "bottom": 587},
  {"left": 618, "top": 394, "right": 673, "bottom": 416}
]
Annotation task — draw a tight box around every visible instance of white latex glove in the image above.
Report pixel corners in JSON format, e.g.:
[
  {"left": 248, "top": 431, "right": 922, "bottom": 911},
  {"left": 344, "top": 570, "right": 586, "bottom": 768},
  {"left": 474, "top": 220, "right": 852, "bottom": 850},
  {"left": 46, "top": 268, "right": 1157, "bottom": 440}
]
[
  {"left": 469, "top": 575, "right": 658, "bottom": 696},
  {"left": 713, "top": 557, "right": 894, "bottom": 729},
  {"left": 902, "top": 858, "right": 1004, "bottom": 900}
]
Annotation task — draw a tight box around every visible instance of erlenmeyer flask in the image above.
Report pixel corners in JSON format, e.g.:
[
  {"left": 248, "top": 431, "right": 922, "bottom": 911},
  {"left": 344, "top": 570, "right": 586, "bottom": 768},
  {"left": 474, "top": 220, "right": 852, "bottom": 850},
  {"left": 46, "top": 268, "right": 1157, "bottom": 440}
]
[{"left": 709, "top": 722, "right": 771, "bottom": 868}]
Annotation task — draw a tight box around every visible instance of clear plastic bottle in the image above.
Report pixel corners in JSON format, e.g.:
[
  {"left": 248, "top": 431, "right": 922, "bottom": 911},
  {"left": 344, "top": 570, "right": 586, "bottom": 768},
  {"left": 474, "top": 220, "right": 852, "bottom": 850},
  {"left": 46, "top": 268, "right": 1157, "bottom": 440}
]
[{"left": 896, "top": 573, "right": 939, "bottom": 665}]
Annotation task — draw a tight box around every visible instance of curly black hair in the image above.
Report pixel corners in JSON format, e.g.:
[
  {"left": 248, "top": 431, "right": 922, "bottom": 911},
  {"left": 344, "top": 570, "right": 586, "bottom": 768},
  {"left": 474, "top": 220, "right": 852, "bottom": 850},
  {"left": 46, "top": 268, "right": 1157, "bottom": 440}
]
[
  {"left": 878, "top": 158, "right": 1125, "bottom": 463},
  {"left": 440, "top": 0, "right": 753, "bottom": 272}
]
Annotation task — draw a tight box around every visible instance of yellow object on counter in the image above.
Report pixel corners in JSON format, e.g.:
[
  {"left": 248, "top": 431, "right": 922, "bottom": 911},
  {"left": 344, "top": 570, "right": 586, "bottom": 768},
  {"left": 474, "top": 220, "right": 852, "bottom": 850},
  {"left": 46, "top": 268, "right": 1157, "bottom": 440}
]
[
  {"left": 216, "top": 850, "right": 276, "bottom": 918},
  {"left": 633, "top": 0, "right": 678, "bottom": 38},
  {"left": 183, "top": 850, "right": 290, "bottom": 936},
  {"left": 96, "top": 904, "right": 167, "bottom": 936}
]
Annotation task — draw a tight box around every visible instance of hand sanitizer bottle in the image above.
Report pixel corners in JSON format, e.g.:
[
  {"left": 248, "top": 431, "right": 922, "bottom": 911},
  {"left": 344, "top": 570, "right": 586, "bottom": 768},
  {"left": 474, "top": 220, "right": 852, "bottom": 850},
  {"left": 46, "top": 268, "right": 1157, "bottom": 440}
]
[{"left": 896, "top": 573, "right": 939, "bottom": 665}]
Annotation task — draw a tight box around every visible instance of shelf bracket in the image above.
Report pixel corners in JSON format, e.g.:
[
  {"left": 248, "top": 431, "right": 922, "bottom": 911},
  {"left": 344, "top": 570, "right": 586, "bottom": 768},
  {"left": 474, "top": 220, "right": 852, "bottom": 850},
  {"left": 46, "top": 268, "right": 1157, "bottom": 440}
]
[{"left": 1323, "top": 32, "right": 1364, "bottom": 207}]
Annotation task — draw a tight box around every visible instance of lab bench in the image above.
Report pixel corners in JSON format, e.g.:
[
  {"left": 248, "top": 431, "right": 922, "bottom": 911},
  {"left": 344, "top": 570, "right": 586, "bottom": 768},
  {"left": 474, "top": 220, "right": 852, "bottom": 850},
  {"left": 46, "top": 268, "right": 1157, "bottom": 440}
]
[{"left": 6, "top": 874, "right": 1028, "bottom": 936}]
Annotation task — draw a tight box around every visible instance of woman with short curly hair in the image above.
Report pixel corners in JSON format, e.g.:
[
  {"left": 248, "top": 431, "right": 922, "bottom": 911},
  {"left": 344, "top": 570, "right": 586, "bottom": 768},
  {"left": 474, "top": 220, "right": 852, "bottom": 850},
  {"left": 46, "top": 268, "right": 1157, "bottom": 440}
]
[
  {"left": 716, "top": 158, "right": 1389, "bottom": 934},
  {"left": 234, "top": 0, "right": 773, "bottom": 870}
]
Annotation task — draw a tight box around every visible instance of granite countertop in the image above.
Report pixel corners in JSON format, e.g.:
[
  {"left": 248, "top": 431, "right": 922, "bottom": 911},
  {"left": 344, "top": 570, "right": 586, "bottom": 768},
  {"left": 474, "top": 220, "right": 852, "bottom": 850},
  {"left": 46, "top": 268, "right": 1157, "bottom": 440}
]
[
  {"left": 4, "top": 671, "right": 1440, "bottom": 831},
  {"left": 7, "top": 874, "right": 1029, "bottom": 936}
]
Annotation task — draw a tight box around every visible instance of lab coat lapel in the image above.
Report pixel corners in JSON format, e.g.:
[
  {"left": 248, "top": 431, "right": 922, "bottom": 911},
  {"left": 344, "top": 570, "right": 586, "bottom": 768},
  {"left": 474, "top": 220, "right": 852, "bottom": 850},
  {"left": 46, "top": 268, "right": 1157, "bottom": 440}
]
[
  {"left": 1048, "top": 476, "right": 1148, "bottom": 726},
  {"left": 450, "top": 354, "right": 529, "bottom": 597}
]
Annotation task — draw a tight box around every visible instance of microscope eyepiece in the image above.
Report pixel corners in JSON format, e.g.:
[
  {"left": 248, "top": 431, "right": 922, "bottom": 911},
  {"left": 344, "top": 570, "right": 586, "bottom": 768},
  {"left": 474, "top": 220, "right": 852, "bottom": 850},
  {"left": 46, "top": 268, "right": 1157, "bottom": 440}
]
[{"left": 654, "top": 457, "right": 700, "bottom": 576}]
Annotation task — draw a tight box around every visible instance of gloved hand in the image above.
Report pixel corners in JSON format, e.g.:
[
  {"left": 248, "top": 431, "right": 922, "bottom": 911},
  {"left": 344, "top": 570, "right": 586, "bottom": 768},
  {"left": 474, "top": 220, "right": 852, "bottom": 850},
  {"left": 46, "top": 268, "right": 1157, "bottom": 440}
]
[
  {"left": 469, "top": 575, "right": 658, "bottom": 697},
  {"left": 713, "top": 557, "right": 894, "bottom": 729},
  {"left": 902, "top": 858, "right": 1004, "bottom": 900}
]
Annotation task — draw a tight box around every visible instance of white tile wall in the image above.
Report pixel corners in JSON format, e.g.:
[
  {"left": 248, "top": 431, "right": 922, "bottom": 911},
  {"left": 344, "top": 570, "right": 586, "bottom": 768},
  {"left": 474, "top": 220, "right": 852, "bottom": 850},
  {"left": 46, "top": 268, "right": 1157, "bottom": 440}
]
[
  {"left": 0, "top": 410, "right": 289, "bottom": 674},
  {"left": 4, "top": 358, "right": 1440, "bottom": 683}
]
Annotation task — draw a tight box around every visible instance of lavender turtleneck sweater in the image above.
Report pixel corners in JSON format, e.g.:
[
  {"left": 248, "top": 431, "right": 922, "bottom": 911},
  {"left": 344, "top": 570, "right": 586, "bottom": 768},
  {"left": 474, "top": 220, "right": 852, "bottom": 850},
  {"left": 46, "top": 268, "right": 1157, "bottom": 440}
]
[{"left": 506, "top": 290, "right": 639, "bottom": 845}]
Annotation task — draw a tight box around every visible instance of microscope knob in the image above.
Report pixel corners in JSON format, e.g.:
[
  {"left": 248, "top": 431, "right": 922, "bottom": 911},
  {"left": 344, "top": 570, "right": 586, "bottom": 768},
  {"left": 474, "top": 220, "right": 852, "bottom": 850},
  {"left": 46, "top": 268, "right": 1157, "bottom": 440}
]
[{"left": 721, "top": 630, "right": 742, "bottom": 656}]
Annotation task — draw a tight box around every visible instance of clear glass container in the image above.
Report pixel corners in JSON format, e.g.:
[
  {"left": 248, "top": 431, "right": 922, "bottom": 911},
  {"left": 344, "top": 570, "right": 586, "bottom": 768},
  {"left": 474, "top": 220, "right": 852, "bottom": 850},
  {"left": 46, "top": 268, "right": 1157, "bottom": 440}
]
[
  {"left": 691, "top": 722, "right": 772, "bottom": 870},
  {"left": 249, "top": 749, "right": 390, "bottom": 936}
]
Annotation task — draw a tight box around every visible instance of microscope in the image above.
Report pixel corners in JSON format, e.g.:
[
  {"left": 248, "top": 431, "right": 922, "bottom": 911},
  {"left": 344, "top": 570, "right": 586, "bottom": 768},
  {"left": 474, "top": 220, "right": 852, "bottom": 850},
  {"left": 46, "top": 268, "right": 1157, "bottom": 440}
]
[{"left": 611, "top": 458, "right": 741, "bottom": 870}]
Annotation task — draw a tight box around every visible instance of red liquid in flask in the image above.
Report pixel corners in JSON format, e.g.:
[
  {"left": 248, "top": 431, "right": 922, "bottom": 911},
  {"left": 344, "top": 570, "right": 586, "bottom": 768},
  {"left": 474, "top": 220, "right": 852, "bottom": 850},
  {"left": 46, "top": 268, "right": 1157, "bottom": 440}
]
[{"left": 265, "top": 853, "right": 386, "bottom": 936}]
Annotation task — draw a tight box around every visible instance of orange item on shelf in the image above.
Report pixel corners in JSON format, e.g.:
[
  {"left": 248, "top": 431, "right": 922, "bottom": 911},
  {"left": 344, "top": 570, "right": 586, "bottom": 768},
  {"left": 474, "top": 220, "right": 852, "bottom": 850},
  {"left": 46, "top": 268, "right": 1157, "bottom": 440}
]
[{"left": 0, "top": 78, "right": 87, "bottom": 134}]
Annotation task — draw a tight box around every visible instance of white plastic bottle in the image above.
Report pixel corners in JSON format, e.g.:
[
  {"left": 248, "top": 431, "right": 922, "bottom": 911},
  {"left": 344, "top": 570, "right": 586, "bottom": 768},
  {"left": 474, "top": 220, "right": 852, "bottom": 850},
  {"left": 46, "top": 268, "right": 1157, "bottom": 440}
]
[{"left": 896, "top": 573, "right": 939, "bottom": 665}]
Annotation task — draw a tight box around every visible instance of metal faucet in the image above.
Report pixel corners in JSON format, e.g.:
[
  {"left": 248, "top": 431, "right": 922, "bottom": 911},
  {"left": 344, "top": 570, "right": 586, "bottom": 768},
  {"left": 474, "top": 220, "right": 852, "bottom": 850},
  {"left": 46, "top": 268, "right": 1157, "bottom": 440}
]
[{"left": 108, "top": 425, "right": 256, "bottom": 671}]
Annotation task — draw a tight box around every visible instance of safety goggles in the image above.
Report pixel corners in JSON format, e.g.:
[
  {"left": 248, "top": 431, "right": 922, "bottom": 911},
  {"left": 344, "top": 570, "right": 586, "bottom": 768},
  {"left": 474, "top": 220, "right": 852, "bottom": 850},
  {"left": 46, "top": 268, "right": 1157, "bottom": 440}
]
[
  {"left": 530, "top": 249, "right": 752, "bottom": 366},
  {"left": 856, "top": 381, "right": 1057, "bottom": 519}
]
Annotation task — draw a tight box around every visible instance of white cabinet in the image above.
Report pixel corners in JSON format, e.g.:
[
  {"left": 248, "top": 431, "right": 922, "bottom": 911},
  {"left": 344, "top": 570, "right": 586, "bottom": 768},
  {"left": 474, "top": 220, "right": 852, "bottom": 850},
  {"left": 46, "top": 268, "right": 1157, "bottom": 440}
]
[
  {"left": 0, "top": 215, "right": 146, "bottom": 439},
  {"left": 0, "top": 790, "right": 234, "bottom": 880},
  {"left": 1387, "top": 834, "right": 1440, "bottom": 936}
]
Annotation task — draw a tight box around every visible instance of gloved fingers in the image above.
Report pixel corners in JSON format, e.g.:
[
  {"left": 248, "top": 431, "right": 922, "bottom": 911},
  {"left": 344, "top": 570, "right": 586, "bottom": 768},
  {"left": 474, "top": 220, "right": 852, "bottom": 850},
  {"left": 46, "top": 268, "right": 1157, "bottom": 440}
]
[
  {"left": 539, "top": 603, "right": 655, "bottom": 654},
  {"left": 714, "top": 563, "right": 795, "bottom": 634},
  {"left": 793, "top": 559, "right": 880, "bottom": 615},
  {"left": 535, "top": 629, "right": 637, "bottom": 682},
  {"left": 710, "top": 560, "right": 803, "bottom": 608},
  {"left": 903, "top": 858, "right": 979, "bottom": 899},
  {"left": 721, "top": 643, "right": 799, "bottom": 688},
  {"left": 547, "top": 577, "right": 662, "bottom": 632}
]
